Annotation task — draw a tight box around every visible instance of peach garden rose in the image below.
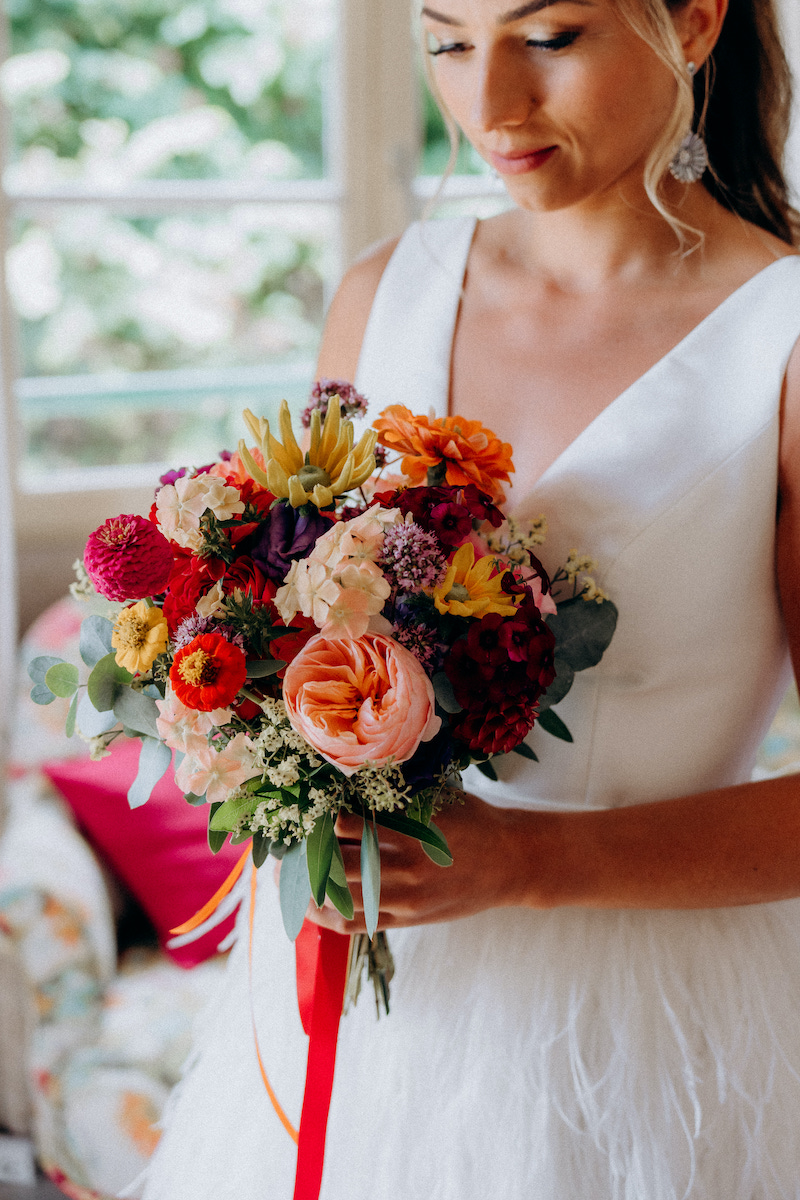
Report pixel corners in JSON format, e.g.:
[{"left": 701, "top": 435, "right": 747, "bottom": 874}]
[{"left": 282, "top": 632, "right": 441, "bottom": 777}]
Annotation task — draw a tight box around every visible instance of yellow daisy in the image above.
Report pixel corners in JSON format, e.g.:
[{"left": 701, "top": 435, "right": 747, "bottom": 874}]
[
  {"left": 432, "top": 543, "right": 518, "bottom": 618},
  {"left": 238, "top": 398, "right": 377, "bottom": 508},
  {"left": 112, "top": 602, "right": 169, "bottom": 674}
]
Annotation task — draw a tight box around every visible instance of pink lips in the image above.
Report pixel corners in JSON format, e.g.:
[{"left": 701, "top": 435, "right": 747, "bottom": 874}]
[{"left": 487, "top": 146, "right": 557, "bottom": 175}]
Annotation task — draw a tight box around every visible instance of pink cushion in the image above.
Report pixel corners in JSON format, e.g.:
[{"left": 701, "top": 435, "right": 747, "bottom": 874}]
[{"left": 43, "top": 739, "right": 244, "bottom": 967}]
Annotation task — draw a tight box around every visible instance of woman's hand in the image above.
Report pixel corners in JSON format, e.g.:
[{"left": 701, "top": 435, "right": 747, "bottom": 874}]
[{"left": 303, "top": 792, "right": 561, "bottom": 934}]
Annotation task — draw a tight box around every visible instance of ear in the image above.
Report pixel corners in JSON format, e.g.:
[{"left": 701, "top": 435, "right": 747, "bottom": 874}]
[{"left": 671, "top": 0, "right": 728, "bottom": 66}]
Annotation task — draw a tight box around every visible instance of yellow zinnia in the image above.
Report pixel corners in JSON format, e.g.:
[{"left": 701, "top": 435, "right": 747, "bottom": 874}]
[
  {"left": 238, "top": 399, "right": 377, "bottom": 508},
  {"left": 112, "top": 602, "right": 169, "bottom": 674},
  {"left": 432, "top": 543, "right": 518, "bottom": 618}
]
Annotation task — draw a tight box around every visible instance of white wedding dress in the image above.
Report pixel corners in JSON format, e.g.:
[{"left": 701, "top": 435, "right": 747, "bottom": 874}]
[{"left": 128, "top": 217, "right": 800, "bottom": 1200}]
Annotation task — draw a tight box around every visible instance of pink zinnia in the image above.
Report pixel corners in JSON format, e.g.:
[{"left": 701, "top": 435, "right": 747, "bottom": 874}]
[{"left": 84, "top": 514, "right": 174, "bottom": 602}]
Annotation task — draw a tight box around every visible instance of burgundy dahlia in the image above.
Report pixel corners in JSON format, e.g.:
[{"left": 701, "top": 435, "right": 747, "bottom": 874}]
[
  {"left": 452, "top": 692, "right": 541, "bottom": 756},
  {"left": 84, "top": 514, "right": 174, "bottom": 602}
]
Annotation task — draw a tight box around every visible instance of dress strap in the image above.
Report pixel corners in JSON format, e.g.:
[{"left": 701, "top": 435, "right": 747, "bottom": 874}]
[{"left": 355, "top": 216, "right": 477, "bottom": 420}]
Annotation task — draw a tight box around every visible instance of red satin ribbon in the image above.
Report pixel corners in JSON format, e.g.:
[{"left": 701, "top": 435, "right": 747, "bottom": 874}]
[{"left": 292, "top": 920, "right": 351, "bottom": 1200}]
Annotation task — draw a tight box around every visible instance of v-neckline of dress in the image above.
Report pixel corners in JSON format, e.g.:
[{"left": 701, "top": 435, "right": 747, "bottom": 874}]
[{"left": 444, "top": 220, "right": 797, "bottom": 507}]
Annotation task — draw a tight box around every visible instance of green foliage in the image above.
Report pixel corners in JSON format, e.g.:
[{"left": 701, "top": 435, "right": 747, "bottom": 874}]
[
  {"left": 207, "top": 802, "right": 228, "bottom": 854},
  {"left": 546, "top": 597, "right": 619, "bottom": 674},
  {"left": 325, "top": 837, "right": 354, "bottom": 920},
  {"left": 372, "top": 809, "right": 453, "bottom": 866},
  {"left": 360, "top": 815, "right": 381, "bottom": 940},
  {"left": 80, "top": 615, "right": 115, "bottom": 667},
  {"left": 87, "top": 652, "right": 134, "bottom": 710},
  {"left": 45, "top": 660, "right": 79, "bottom": 697},
  {"left": 306, "top": 808, "right": 335, "bottom": 909},
  {"left": 279, "top": 837, "right": 310, "bottom": 941},
  {"left": 537, "top": 709, "right": 573, "bottom": 744},
  {"left": 127, "top": 735, "right": 172, "bottom": 808},
  {"left": 113, "top": 686, "right": 160, "bottom": 738},
  {"left": 251, "top": 830, "right": 270, "bottom": 869},
  {"left": 28, "top": 654, "right": 65, "bottom": 704}
]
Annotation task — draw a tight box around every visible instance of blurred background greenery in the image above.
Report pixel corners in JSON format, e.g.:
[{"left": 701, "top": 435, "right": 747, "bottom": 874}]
[{"left": 2, "top": 0, "right": 489, "bottom": 477}]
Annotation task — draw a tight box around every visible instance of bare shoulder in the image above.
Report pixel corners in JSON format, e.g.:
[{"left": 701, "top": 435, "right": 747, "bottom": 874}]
[{"left": 315, "top": 236, "right": 401, "bottom": 381}]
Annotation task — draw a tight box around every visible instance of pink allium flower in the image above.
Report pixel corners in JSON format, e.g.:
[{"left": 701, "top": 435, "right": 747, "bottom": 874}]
[
  {"left": 380, "top": 521, "right": 447, "bottom": 591},
  {"left": 282, "top": 632, "right": 440, "bottom": 777},
  {"left": 302, "top": 379, "right": 368, "bottom": 429},
  {"left": 84, "top": 514, "right": 174, "bottom": 602}
]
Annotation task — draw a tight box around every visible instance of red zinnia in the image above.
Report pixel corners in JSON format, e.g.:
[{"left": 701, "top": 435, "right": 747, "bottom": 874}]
[{"left": 170, "top": 632, "right": 247, "bottom": 712}]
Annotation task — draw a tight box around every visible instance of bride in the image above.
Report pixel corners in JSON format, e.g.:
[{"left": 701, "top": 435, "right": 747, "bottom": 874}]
[{"left": 131, "top": 0, "right": 800, "bottom": 1195}]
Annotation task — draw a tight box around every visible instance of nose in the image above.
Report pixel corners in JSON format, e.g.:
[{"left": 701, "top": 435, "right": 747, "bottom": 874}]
[{"left": 471, "top": 45, "right": 536, "bottom": 132}]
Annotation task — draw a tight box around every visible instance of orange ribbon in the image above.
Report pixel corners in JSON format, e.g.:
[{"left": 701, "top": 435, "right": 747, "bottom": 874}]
[
  {"left": 168, "top": 844, "right": 251, "bottom": 936},
  {"left": 248, "top": 866, "right": 300, "bottom": 1145}
]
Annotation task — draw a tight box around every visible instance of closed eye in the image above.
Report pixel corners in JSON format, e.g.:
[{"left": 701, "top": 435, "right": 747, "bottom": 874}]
[
  {"left": 526, "top": 31, "right": 579, "bottom": 50},
  {"left": 428, "top": 40, "right": 471, "bottom": 56}
]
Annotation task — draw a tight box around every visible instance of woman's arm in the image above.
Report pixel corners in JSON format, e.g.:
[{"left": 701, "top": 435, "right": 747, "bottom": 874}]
[
  {"left": 314, "top": 237, "right": 399, "bottom": 381},
  {"left": 306, "top": 329, "right": 800, "bottom": 933}
]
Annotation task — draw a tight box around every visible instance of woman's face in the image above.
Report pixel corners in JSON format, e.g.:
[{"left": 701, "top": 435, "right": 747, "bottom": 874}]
[{"left": 422, "top": 0, "right": 681, "bottom": 213}]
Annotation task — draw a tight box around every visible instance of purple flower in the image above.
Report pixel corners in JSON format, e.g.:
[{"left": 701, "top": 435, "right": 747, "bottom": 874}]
[
  {"left": 401, "top": 727, "right": 454, "bottom": 791},
  {"left": 380, "top": 522, "right": 447, "bottom": 592},
  {"left": 391, "top": 616, "right": 443, "bottom": 673},
  {"left": 158, "top": 467, "right": 188, "bottom": 489},
  {"left": 301, "top": 379, "right": 369, "bottom": 428},
  {"left": 247, "top": 499, "right": 332, "bottom": 584},
  {"left": 173, "top": 616, "right": 245, "bottom": 651}
]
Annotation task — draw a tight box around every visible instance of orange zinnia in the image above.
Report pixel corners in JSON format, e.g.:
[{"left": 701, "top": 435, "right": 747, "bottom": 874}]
[
  {"left": 372, "top": 405, "right": 514, "bottom": 503},
  {"left": 170, "top": 632, "right": 247, "bottom": 712}
]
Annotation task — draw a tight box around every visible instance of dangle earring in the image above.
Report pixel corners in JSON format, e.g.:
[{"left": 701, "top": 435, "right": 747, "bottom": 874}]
[{"left": 669, "top": 62, "right": 708, "bottom": 184}]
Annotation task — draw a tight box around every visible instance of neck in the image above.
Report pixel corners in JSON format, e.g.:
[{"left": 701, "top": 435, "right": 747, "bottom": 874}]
[{"left": 505, "top": 179, "right": 727, "bottom": 292}]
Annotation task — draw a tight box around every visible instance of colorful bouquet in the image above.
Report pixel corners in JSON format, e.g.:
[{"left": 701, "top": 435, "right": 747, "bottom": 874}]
[{"left": 29, "top": 381, "right": 616, "bottom": 1009}]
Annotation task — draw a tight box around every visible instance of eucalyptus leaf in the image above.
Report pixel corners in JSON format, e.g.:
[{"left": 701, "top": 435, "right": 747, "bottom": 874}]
[
  {"left": 44, "top": 661, "right": 79, "bottom": 698},
  {"left": 475, "top": 759, "right": 498, "bottom": 781},
  {"left": 537, "top": 657, "right": 575, "bottom": 712},
  {"left": 421, "top": 820, "right": 453, "bottom": 867},
  {"left": 280, "top": 839, "right": 311, "bottom": 941},
  {"left": 329, "top": 836, "right": 347, "bottom": 887},
  {"left": 326, "top": 875, "right": 355, "bottom": 921},
  {"left": 87, "top": 653, "right": 133, "bottom": 712},
  {"left": 80, "top": 616, "right": 115, "bottom": 668},
  {"left": 113, "top": 687, "right": 160, "bottom": 739},
  {"left": 28, "top": 655, "right": 63, "bottom": 705},
  {"left": 76, "top": 692, "right": 119, "bottom": 737},
  {"left": 372, "top": 809, "right": 453, "bottom": 864},
  {"left": 511, "top": 742, "right": 538, "bottom": 761},
  {"left": 548, "top": 598, "right": 618, "bottom": 673},
  {"left": 361, "top": 816, "right": 381, "bottom": 940},
  {"left": 252, "top": 831, "right": 270, "bottom": 869},
  {"left": 306, "top": 810, "right": 336, "bottom": 909},
  {"left": 127, "top": 737, "right": 172, "bottom": 809},
  {"left": 30, "top": 683, "right": 57, "bottom": 706},
  {"left": 208, "top": 804, "right": 228, "bottom": 854},
  {"left": 432, "top": 671, "right": 462, "bottom": 714},
  {"left": 184, "top": 792, "right": 207, "bottom": 807},
  {"left": 245, "top": 657, "right": 285, "bottom": 678},
  {"left": 65, "top": 693, "right": 78, "bottom": 738},
  {"left": 28, "top": 656, "right": 64, "bottom": 686},
  {"left": 537, "top": 708, "right": 574, "bottom": 743}
]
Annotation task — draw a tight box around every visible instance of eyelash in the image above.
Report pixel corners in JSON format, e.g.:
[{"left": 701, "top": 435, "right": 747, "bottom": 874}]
[{"left": 428, "top": 31, "right": 579, "bottom": 56}]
